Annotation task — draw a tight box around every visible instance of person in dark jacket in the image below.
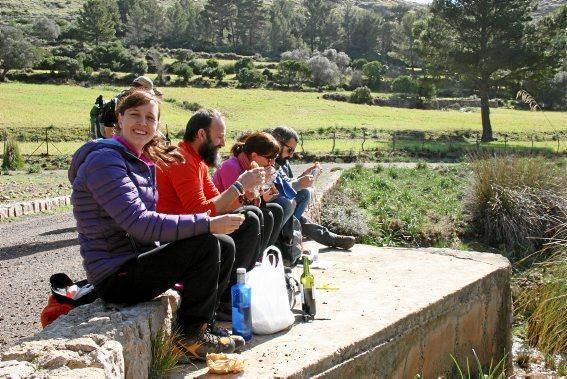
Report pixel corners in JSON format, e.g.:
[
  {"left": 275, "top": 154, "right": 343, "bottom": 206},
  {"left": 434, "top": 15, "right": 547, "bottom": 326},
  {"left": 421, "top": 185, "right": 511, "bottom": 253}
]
[
  {"left": 69, "top": 90, "right": 245, "bottom": 361},
  {"left": 269, "top": 125, "right": 356, "bottom": 250}
]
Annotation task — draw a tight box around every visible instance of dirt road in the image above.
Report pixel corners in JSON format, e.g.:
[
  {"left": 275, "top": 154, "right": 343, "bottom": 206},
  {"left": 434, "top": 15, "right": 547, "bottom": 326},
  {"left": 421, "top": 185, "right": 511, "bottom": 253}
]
[{"left": 0, "top": 212, "right": 83, "bottom": 350}]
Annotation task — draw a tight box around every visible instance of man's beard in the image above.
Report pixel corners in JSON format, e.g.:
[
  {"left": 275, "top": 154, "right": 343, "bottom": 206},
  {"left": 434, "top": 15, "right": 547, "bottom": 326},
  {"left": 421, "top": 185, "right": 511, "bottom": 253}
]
[{"left": 199, "top": 136, "right": 221, "bottom": 167}]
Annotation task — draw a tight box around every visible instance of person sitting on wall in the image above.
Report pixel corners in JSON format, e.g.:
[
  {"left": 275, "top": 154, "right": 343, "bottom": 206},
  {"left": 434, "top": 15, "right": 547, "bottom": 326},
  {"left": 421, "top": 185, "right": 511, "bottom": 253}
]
[
  {"left": 213, "top": 131, "right": 293, "bottom": 253},
  {"left": 69, "top": 90, "right": 246, "bottom": 361},
  {"left": 156, "top": 109, "right": 266, "bottom": 320},
  {"left": 269, "top": 125, "right": 356, "bottom": 250}
]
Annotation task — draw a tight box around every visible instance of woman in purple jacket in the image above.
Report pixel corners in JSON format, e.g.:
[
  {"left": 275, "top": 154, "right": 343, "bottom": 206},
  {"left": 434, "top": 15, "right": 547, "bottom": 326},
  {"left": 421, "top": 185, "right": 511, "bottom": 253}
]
[{"left": 69, "top": 90, "right": 244, "bottom": 361}]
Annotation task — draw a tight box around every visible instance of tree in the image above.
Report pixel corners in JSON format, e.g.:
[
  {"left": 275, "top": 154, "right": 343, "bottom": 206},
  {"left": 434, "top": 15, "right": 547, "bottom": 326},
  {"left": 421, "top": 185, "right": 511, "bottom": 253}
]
[
  {"left": 124, "top": 0, "right": 165, "bottom": 46},
  {"left": 201, "top": 0, "right": 237, "bottom": 47},
  {"left": 302, "top": 0, "right": 332, "bottom": 51},
  {"left": 277, "top": 59, "right": 311, "bottom": 87},
  {"left": 33, "top": 17, "right": 61, "bottom": 42},
  {"left": 362, "top": 61, "right": 384, "bottom": 90},
  {"left": 0, "top": 26, "right": 39, "bottom": 81},
  {"left": 425, "top": 0, "right": 544, "bottom": 141},
  {"left": 163, "top": 0, "right": 200, "bottom": 48},
  {"left": 349, "top": 10, "right": 381, "bottom": 58},
  {"left": 392, "top": 11, "right": 419, "bottom": 68},
  {"left": 307, "top": 54, "right": 339, "bottom": 88},
  {"left": 391, "top": 75, "right": 418, "bottom": 95},
  {"left": 269, "top": 0, "right": 302, "bottom": 53},
  {"left": 77, "top": 0, "right": 120, "bottom": 45},
  {"left": 235, "top": 0, "right": 267, "bottom": 50}
]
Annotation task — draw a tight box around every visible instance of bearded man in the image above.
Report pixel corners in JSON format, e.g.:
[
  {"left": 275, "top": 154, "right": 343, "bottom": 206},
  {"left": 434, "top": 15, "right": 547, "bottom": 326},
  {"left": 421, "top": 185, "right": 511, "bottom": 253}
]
[{"left": 157, "top": 108, "right": 265, "bottom": 320}]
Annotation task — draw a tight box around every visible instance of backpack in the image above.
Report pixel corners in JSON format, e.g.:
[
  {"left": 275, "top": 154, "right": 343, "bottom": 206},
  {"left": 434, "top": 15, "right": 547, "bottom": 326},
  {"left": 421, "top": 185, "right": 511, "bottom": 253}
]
[{"left": 40, "top": 273, "right": 98, "bottom": 328}]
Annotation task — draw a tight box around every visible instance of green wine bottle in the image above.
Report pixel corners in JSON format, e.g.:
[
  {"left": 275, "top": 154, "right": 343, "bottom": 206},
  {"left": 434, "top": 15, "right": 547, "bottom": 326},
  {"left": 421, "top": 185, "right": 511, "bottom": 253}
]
[{"left": 300, "top": 256, "right": 316, "bottom": 319}]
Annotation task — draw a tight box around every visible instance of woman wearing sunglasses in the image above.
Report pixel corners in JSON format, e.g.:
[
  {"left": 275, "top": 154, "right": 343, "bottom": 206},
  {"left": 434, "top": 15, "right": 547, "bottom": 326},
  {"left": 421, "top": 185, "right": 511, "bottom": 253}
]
[{"left": 213, "top": 132, "right": 293, "bottom": 253}]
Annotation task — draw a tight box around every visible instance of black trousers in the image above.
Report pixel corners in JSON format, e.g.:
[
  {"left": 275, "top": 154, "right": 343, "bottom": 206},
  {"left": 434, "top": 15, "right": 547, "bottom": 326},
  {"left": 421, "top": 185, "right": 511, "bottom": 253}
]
[
  {"left": 221, "top": 207, "right": 262, "bottom": 302},
  {"left": 95, "top": 233, "right": 235, "bottom": 333}
]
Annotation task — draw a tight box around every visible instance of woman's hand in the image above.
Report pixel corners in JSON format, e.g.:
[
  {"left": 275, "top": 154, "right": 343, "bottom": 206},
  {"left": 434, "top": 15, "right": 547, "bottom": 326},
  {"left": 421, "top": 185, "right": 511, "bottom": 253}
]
[
  {"left": 237, "top": 167, "right": 265, "bottom": 192},
  {"left": 210, "top": 214, "right": 245, "bottom": 234}
]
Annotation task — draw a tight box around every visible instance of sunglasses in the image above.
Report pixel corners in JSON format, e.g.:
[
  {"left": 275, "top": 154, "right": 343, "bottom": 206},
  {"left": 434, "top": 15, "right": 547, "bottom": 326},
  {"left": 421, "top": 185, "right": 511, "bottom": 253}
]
[{"left": 283, "top": 143, "right": 295, "bottom": 154}]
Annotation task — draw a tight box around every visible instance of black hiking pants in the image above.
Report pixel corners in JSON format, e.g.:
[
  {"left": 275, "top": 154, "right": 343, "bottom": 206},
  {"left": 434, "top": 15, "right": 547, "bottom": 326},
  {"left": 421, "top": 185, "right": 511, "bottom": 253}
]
[{"left": 95, "top": 233, "right": 235, "bottom": 333}]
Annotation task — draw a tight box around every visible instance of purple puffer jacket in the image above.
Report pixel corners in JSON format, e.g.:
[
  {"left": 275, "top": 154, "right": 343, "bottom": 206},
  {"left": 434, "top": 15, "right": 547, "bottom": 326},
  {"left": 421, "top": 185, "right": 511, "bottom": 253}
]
[{"left": 68, "top": 139, "right": 210, "bottom": 285}]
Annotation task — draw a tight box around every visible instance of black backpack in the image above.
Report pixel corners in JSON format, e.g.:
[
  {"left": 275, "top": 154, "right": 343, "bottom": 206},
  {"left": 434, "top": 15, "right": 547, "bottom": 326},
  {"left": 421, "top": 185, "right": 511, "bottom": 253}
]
[{"left": 50, "top": 273, "right": 98, "bottom": 307}]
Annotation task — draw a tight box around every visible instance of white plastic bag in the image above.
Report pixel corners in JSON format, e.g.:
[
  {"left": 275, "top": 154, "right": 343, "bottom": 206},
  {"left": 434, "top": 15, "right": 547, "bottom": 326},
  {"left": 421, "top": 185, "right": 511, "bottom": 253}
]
[{"left": 248, "top": 246, "right": 295, "bottom": 334}]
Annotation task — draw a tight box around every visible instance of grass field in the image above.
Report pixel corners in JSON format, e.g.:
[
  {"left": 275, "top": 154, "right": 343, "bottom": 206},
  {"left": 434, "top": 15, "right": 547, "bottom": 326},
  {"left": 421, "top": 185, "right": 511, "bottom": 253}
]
[{"left": 1, "top": 83, "right": 566, "bottom": 140}]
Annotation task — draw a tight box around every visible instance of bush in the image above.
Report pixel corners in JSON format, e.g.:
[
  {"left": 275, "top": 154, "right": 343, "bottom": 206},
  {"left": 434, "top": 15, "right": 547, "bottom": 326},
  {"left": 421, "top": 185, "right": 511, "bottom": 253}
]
[
  {"left": 320, "top": 185, "right": 371, "bottom": 238},
  {"left": 362, "top": 61, "right": 385, "bottom": 90},
  {"left": 170, "top": 62, "right": 194, "bottom": 83},
  {"left": 1, "top": 138, "right": 24, "bottom": 170},
  {"left": 351, "top": 58, "right": 368, "bottom": 69},
  {"left": 50, "top": 56, "right": 82, "bottom": 79},
  {"left": 235, "top": 68, "right": 266, "bottom": 88},
  {"left": 234, "top": 57, "right": 254, "bottom": 72},
  {"left": 464, "top": 155, "right": 567, "bottom": 260},
  {"left": 349, "top": 86, "right": 372, "bottom": 104},
  {"left": 392, "top": 75, "right": 418, "bottom": 95},
  {"left": 27, "top": 163, "right": 42, "bottom": 174}
]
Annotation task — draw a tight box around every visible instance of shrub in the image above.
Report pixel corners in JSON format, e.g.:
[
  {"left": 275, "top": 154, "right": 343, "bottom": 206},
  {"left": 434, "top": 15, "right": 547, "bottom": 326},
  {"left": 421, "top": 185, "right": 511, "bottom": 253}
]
[
  {"left": 349, "top": 86, "right": 372, "bottom": 104},
  {"left": 234, "top": 57, "right": 254, "bottom": 72},
  {"left": 320, "top": 184, "right": 371, "bottom": 238},
  {"left": 170, "top": 62, "right": 194, "bottom": 83},
  {"left": 362, "top": 61, "right": 385, "bottom": 90},
  {"left": 307, "top": 55, "right": 339, "bottom": 88},
  {"left": 464, "top": 155, "right": 567, "bottom": 260},
  {"left": 351, "top": 58, "right": 368, "bottom": 69},
  {"left": 206, "top": 58, "right": 219, "bottom": 68},
  {"left": 418, "top": 81, "right": 437, "bottom": 100},
  {"left": 235, "top": 68, "right": 266, "bottom": 88},
  {"left": 27, "top": 163, "right": 42, "bottom": 174},
  {"left": 1, "top": 138, "right": 24, "bottom": 170},
  {"left": 392, "top": 75, "right": 418, "bottom": 95},
  {"left": 50, "top": 56, "right": 82, "bottom": 79}
]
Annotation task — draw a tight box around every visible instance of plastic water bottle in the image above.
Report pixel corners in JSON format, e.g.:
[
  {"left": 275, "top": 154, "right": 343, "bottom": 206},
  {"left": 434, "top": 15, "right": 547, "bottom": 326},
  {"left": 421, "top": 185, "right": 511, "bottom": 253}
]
[{"left": 231, "top": 268, "right": 252, "bottom": 341}]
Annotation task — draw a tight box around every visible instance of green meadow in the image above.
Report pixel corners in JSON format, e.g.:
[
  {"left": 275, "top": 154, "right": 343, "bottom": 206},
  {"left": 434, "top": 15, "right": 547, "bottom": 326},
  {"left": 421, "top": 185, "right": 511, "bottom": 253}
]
[{"left": 2, "top": 82, "right": 566, "bottom": 136}]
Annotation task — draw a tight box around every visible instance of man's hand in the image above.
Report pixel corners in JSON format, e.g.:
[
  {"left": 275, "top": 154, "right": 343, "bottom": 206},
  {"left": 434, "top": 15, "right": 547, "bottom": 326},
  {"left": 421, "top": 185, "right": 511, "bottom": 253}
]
[
  {"left": 298, "top": 174, "right": 314, "bottom": 189},
  {"left": 210, "top": 214, "right": 245, "bottom": 234},
  {"left": 237, "top": 167, "right": 265, "bottom": 192},
  {"left": 300, "top": 162, "right": 321, "bottom": 178}
]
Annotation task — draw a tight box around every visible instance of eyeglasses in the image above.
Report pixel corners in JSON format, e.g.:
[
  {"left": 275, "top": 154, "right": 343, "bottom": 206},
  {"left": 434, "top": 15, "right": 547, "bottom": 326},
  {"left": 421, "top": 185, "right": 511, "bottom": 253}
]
[
  {"left": 261, "top": 154, "right": 278, "bottom": 161},
  {"left": 283, "top": 143, "right": 295, "bottom": 154}
]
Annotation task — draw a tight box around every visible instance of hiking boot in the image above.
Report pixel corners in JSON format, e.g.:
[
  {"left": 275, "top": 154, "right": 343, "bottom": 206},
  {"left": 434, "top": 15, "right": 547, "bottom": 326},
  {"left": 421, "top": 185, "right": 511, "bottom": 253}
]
[
  {"left": 173, "top": 325, "right": 235, "bottom": 362},
  {"left": 215, "top": 302, "right": 232, "bottom": 322},
  {"left": 207, "top": 322, "right": 246, "bottom": 352},
  {"left": 327, "top": 234, "right": 356, "bottom": 250}
]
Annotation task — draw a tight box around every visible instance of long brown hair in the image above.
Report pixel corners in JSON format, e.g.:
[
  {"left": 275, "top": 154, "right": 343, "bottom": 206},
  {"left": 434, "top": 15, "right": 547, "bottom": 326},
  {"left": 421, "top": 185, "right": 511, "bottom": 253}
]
[
  {"left": 115, "top": 91, "right": 184, "bottom": 166},
  {"left": 230, "top": 131, "right": 280, "bottom": 158}
]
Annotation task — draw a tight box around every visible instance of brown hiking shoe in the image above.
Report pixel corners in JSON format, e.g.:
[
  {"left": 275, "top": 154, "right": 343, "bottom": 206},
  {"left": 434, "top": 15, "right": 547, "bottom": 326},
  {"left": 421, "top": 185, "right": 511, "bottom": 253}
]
[{"left": 174, "top": 326, "right": 235, "bottom": 362}]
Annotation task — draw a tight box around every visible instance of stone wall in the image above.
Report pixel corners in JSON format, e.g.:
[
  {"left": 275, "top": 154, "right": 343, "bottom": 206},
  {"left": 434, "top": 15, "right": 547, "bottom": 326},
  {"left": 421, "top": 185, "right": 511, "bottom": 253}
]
[
  {"left": 0, "top": 196, "right": 71, "bottom": 220},
  {"left": 0, "top": 291, "right": 179, "bottom": 378}
]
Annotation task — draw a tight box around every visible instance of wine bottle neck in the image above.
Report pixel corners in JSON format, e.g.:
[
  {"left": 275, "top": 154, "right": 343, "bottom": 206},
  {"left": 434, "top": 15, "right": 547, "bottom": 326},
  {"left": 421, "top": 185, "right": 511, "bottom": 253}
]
[{"left": 303, "top": 256, "right": 310, "bottom": 274}]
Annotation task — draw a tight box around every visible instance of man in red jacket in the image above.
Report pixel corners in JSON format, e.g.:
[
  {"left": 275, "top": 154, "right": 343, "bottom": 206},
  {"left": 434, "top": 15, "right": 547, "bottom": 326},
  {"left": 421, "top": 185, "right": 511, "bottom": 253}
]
[{"left": 157, "top": 108, "right": 265, "bottom": 319}]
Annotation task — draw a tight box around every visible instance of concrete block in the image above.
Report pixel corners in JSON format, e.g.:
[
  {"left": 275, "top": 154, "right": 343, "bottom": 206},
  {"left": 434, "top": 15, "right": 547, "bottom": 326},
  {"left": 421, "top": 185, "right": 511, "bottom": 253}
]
[
  {"left": 172, "top": 243, "right": 511, "bottom": 378},
  {"left": 21, "top": 202, "right": 33, "bottom": 215},
  {"left": 0, "top": 207, "right": 8, "bottom": 219}
]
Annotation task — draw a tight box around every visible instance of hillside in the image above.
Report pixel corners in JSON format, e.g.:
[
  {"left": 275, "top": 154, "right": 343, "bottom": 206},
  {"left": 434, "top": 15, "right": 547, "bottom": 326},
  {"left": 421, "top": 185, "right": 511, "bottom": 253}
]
[{"left": 0, "top": 0, "right": 563, "bottom": 29}]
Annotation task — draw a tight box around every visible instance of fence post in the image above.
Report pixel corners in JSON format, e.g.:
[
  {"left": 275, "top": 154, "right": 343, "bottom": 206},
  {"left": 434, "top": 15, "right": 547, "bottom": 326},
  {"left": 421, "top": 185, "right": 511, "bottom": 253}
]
[
  {"left": 362, "top": 130, "right": 367, "bottom": 151},
  {"left": 476, "top": 133, "right": 480, "bottom": 150},
  {"left": 331, "top": 132, "right": 336, "bottom": 154},
  {"left": 557, "top": 134, "right": 560, "bottom": 154},
  {"left": 504, "top": 134, "right": 508, "bottom": 152},
  {"left": 531, "top": 135, "right": 534, "bottom": 154},
  {"left": 45, "top": 128, "right": 49, "bottom": 156},
  {"left": 299, "top": 132, "right": 304, "bottom": 153},
  {"left": 392, "top": 131, "right": 396, "bottom": 151},
  {"left": 2, "top": 129, "right": 7, "bottom": 156}
]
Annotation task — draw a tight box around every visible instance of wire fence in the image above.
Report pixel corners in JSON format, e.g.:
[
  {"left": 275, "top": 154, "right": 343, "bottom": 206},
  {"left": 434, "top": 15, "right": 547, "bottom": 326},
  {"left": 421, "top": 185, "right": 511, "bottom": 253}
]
[{"left": 1, "top": 127, "right": 566, "bottom": 160}]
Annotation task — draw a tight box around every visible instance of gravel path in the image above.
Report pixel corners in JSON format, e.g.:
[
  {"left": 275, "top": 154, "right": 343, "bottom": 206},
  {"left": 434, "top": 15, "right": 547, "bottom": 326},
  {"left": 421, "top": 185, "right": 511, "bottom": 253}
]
[{"left": 0, "top": 162, "right": 452, "bottom": 351}]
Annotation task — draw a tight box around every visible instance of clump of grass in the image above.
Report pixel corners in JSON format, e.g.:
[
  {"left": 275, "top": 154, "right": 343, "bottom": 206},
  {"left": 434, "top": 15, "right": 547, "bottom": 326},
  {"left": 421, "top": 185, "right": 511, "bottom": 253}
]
[
  {"left": 450, "top": 349, "right": 507, "bottom": 379},
  {"left": 149, "top": 328, "right": 183, "bottom": 379},
  {"left": 464, "top": 154, "right": 566, "bottom": 261},
  {"left": 1, "top": 138, "right": 24, "bottom": 171},
  {"left": 515, "top": 217, "right": 567, "bottom": 356},
  {"left": 27, "top": 163, "right": 42, "bottom": 174}
]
